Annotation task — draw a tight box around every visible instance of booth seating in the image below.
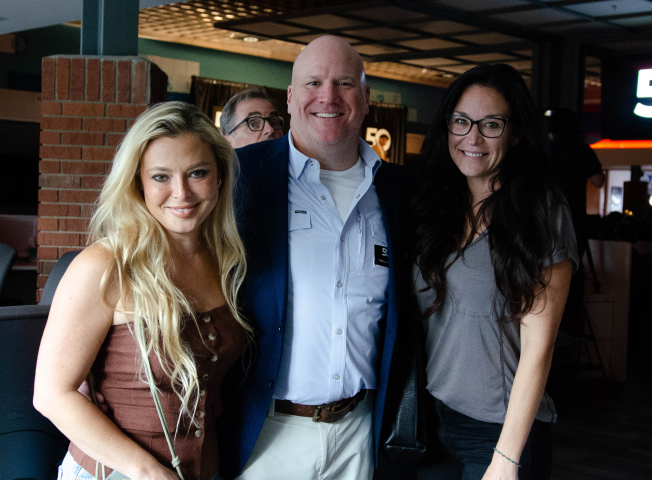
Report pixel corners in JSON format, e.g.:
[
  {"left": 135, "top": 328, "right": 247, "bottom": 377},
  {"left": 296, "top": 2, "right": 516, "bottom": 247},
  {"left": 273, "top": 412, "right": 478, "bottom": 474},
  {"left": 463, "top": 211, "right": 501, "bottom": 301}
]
[
  {"left": 0, "top": 251, "right": 80, "bottom": 480},
  {"left": 0, "top": 304, "right": 67, "bottom": 480},
  {"left": 0, "top": 215, "right": 37, "bottom": 269},
  {"left": 39, "top": 251, "right": 81, "bottom": 305}
]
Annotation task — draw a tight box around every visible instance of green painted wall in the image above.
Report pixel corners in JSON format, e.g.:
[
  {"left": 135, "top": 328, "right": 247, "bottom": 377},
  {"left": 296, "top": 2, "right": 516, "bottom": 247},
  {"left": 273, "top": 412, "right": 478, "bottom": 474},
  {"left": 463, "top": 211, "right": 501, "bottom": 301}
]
[
  {"left": 139, "top": 38, "right": 292, "bottom": 90},
  {"left": 1, "top": 25, "right": 443, "bottom": 128}
]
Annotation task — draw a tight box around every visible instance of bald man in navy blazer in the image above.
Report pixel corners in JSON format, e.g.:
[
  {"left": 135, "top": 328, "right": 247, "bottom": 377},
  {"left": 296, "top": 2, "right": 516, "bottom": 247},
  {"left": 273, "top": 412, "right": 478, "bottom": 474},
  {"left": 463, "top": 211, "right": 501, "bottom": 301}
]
[{"left": 218, "top": 36, "right": 414, "bottom": 480}]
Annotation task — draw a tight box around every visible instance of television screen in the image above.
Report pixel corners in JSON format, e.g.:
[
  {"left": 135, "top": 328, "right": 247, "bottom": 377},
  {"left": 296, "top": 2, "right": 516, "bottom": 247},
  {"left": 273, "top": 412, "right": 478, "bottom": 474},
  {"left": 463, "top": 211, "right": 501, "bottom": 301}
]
[{"left": 602, "top": 55, "right": 652, "bottom": 140}]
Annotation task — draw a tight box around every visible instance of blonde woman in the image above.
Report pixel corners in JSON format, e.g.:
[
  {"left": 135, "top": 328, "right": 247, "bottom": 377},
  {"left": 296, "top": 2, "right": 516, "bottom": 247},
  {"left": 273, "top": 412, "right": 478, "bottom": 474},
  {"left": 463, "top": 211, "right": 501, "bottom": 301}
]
[{"left": 34, "top": 102, "right": 249, "bottom": 480}]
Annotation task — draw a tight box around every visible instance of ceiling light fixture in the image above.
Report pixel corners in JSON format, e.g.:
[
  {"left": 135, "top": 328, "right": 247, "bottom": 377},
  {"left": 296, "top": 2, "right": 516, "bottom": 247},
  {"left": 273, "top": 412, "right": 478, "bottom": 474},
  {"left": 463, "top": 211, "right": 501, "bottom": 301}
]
[{"left": 243, "top": 36, "right": 259, "bottom": 42}]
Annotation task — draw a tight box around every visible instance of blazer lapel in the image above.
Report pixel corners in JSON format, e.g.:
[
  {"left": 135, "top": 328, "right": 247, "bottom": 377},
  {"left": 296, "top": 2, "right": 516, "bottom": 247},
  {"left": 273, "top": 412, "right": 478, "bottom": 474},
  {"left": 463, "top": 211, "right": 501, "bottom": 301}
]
[
  {"left": 374, "top": 163, "right": 404, "bottom": 307},
  {"left": 259, "top": 137, "right": 290, "bottom": 322}
]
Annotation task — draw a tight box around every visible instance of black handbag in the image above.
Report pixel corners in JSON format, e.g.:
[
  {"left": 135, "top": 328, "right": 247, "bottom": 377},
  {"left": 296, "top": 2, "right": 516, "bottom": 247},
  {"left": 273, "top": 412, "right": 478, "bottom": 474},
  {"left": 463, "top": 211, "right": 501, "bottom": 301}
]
[{"left": 381, "top": 288, "right": 433, "bottom": 465}]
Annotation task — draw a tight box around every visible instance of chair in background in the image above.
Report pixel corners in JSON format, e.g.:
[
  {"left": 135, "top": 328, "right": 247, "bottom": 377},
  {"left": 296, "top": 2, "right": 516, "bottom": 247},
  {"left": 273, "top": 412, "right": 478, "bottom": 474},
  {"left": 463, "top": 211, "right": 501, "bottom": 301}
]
[
  {"left": 0, "top": 215, "right": 38, "bottom": 262},
  {"left": 0, "top": 243, "right": 17, "bottom": 299},
  {"left": 39, "top": 250, "right": 81, "bottom": 305},
  {"left": 0, "top": 304, "right": 68, "bottom": 480},
  {"left": 0, "top": 252, "right": 82, "bottom": 479}
]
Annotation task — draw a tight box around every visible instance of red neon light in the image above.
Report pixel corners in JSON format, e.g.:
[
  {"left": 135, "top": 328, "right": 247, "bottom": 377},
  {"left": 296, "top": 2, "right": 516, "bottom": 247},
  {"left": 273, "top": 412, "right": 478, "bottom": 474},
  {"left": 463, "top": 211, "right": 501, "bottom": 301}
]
[{"left": 591, "top": 139, "right": 652, "bottom": 149}]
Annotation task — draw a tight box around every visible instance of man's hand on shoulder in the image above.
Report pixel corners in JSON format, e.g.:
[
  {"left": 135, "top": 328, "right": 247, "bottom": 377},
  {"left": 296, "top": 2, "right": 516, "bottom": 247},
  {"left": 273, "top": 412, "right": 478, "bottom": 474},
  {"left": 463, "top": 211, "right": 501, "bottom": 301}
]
[{"left": 78, "top": 380, "right": 108, "bottom": 413}]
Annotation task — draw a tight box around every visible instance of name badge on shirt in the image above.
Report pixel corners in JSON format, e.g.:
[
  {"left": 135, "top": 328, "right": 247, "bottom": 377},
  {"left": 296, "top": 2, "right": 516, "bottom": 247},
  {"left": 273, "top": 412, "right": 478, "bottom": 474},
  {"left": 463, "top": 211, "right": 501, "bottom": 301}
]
[{"left": 374, "top": 244, "right": 389, "bottom": 267}]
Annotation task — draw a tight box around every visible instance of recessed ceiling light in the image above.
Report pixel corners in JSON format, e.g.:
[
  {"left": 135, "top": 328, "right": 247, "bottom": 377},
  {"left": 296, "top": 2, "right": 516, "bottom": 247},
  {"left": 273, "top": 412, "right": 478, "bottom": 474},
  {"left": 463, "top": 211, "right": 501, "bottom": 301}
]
[{"left": 243, "top": 36, "right": 259, "bottom": 42}]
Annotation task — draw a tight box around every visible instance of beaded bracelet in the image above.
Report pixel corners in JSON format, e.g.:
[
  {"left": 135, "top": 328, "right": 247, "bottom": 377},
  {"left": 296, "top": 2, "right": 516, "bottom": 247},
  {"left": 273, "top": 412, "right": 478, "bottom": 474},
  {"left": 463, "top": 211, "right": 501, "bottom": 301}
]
[{"left": 494, "top": 448, "right": 521, "bottom": 467}]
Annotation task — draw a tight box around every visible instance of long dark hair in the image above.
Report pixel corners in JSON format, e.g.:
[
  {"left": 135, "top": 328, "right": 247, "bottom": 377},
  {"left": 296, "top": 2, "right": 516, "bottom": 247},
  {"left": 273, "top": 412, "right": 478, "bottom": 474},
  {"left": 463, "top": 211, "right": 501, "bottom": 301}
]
[{"left": 413, "top": 64, "right": 563, "bottom": 321}]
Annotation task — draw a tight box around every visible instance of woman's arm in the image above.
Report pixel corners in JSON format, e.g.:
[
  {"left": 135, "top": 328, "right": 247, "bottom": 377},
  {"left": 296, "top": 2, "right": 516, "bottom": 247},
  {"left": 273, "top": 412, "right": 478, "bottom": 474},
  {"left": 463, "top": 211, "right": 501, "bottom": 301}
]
[
  {"left": 33, "top": 244, "right": 178, "bottom": 480},
  {"left": 482, "top": 259, "right": 572, "bottom": 480}
]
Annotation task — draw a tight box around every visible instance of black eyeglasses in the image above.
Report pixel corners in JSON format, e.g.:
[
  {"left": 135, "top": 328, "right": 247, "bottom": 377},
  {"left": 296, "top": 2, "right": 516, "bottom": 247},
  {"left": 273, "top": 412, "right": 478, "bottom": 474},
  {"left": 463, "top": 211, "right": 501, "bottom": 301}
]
[
  {"left": 446, "top": 114, "right": 509, "bottom": 138},
  {"left": 227, "top": 115, "right": 285, "bottom": 136}
]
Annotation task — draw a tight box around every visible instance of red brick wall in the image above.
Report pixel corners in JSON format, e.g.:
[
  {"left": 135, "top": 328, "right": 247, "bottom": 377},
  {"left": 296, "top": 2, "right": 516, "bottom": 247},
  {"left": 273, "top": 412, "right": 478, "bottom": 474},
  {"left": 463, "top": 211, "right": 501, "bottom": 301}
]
[{"left": 37, "top": 55, "right": 167, "bottom": 301}]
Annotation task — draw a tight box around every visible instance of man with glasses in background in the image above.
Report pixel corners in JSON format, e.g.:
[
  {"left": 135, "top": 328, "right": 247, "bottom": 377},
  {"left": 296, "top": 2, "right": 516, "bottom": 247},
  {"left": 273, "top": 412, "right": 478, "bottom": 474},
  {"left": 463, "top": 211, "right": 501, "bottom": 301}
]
[{"left": 221, "top": 88, "right": 285, "bottom": 148}]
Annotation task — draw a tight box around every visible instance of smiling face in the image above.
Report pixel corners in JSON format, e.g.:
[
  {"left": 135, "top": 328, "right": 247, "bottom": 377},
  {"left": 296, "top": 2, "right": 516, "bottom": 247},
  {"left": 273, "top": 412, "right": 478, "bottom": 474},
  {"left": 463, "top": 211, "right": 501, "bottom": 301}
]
[
  {"left": 225, "top": 97, "right": 283, "bottom": 148},
  {"left": 448, "top": 84, "right": 517, "bottom": 195},
  {"left": 287, "top": 36, "right": 370, "bottom": 167},
  {"left": 140, "top": 133, "right": 220, "bottom": 245}
]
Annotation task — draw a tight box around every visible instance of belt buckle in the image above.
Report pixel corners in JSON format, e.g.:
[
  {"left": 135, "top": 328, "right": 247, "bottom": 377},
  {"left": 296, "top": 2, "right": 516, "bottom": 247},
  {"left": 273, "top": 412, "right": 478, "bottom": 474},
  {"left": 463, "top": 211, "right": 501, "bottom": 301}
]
[
  {"left": 312, "top": 400, "right": 337, "bottom": 422},
  {"left": 312, "top": 405, "right": 323, "bottom": 422}
]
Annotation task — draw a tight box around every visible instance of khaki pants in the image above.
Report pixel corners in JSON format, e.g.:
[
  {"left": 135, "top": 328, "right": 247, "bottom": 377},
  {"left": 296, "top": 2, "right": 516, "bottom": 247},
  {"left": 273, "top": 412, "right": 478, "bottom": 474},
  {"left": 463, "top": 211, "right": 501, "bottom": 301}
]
[{"left": 235, "top": 393, "right": 375, "bottom": 480}]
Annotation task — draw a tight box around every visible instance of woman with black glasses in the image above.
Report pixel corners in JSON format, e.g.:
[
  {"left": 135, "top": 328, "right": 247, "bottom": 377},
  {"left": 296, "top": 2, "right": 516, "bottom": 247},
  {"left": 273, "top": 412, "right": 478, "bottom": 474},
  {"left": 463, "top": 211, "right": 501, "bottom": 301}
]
[{"left": 413, "top": 64, "right": 577, "bottom": 479}]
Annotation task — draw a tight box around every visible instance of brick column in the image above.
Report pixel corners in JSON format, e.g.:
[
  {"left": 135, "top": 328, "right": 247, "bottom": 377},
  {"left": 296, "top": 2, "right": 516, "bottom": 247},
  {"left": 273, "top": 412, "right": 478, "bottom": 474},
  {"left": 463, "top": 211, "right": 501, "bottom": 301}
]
[{"left": 37, "top": 55, "right": 167, "bottom": 301}]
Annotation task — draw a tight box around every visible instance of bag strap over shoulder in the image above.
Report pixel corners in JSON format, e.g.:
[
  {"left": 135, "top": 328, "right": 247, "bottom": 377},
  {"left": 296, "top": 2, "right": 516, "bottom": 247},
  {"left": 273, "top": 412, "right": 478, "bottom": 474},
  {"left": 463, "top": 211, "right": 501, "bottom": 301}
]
[
  {"left": 85, "top": 319, "right": 185, "bottom": 480},
  {"left": 136, "top": 318, "right": 185, "bottom": 480}
]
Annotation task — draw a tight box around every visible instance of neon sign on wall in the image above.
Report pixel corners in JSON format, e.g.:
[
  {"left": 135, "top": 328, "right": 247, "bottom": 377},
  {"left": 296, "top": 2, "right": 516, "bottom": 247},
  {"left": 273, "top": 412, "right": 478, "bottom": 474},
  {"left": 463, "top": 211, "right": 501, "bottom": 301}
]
[{"left": 634, "top": 69, "right": 652, "bottom": 118}]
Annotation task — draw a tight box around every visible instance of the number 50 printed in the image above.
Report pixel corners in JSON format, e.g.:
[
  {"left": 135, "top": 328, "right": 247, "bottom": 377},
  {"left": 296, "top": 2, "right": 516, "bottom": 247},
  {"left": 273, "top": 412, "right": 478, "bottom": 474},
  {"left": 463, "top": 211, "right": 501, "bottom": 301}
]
[{"left": 634, "top": 68, "right": 652, "bottom": 118}]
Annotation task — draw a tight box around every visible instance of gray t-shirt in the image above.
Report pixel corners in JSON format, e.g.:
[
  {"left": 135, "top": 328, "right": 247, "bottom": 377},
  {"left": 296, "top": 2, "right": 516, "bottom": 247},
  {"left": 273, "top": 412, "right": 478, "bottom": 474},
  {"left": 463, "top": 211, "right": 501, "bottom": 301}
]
[{"left": 414, "top": 203, "right": 578, "bottom": 424}]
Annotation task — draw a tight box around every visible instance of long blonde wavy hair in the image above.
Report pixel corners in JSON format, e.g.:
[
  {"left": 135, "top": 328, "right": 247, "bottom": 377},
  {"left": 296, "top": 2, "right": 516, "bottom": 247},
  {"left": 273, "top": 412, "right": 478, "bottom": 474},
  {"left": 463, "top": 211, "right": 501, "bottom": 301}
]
[{"left": 89, "top": 101, "right": 249, "bottom": 422}]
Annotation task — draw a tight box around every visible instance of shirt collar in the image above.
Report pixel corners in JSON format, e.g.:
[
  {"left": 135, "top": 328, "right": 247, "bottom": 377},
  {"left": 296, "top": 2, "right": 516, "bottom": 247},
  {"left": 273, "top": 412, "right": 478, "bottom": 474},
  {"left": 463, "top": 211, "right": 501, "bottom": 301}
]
[{"left": 288, "top": 129, "right": 383, "bottom": 179}]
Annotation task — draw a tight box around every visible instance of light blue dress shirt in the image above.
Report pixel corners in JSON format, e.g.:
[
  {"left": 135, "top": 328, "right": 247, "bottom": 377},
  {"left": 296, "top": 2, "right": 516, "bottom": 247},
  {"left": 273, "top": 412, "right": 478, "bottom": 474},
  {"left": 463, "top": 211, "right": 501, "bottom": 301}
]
[{"left": 273, "top": 133, "right": 390, "bottom": 405}]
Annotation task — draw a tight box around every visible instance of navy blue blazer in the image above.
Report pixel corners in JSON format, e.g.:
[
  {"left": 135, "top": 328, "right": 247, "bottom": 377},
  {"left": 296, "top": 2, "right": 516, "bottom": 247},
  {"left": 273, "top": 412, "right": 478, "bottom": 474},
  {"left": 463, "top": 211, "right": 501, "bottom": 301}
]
[{"left": 218, "top": 135, "right": 414, "bottom": 479}]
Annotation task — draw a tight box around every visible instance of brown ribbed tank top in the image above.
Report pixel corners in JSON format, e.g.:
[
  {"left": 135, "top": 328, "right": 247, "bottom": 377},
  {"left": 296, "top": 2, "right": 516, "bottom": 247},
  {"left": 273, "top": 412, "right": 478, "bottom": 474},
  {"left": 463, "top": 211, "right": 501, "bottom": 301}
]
[{"left": 69, "top": 304, "right": 246, "bottom": 480}]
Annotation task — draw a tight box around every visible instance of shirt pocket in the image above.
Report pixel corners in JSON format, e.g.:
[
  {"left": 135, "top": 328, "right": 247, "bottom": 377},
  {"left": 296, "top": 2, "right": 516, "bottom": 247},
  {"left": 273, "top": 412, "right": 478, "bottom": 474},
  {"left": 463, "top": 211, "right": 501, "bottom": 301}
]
[
  {"left": 369, "top": 220, "right": 390, "bottom": 275},
  {"left": 288, "top": 205, "right": 314, "bottom": 274},
  {"left": 289, "top": 205, "right": 312, "bottom": 231},
  {"left": 356, "top": 219, "right": 387, "bottom": 272},
  {"left": 449, "top": 269, "right": 497, "bottom": 316}
]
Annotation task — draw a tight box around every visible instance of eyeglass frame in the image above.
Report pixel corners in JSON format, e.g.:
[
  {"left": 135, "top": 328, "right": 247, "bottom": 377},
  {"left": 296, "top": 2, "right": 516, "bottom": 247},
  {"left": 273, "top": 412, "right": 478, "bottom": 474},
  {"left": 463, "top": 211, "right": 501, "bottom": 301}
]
[
  {"left": 445, "top": 114, "right": 510, "bottom": 138},
  {"left": 226, "top": 115, "right": 285, "bottom": 136}
]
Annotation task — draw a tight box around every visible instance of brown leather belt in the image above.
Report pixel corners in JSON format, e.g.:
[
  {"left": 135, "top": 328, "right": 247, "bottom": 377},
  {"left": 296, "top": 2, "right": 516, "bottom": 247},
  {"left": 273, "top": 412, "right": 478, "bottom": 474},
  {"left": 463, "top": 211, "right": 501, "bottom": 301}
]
[{"left": 275, "top": 390, "right": 367, "bottom": 423}]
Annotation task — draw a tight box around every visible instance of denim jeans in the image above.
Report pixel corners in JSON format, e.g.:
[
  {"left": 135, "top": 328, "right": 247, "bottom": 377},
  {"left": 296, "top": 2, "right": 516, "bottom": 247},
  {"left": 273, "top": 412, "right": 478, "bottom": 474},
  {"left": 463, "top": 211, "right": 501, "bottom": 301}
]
[
  {"left": 59, "top": 449, "right": 220, "bottom": 480},
  {"left": 58, "top": 452, "right": 94, "bottom": 480},
  {"left": 427, "top": 399, "right": 552, "bottom": 480}
]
